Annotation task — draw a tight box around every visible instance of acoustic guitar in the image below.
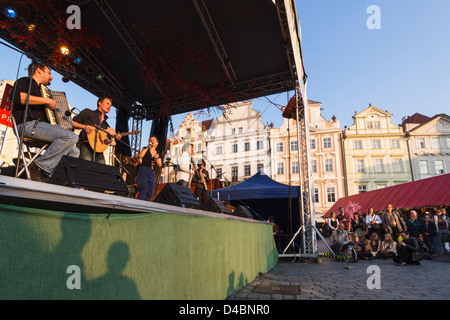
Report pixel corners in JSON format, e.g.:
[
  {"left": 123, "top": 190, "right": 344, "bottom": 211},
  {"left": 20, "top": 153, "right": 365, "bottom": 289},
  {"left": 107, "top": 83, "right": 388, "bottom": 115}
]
[{"left": 87, "top": 128, "right": 139, "bottom": 153}]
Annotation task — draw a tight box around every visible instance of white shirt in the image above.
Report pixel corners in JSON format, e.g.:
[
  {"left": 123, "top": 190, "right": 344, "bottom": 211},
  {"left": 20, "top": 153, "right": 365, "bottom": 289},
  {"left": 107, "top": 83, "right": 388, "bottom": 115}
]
[{"left": 176, "top": 151, "right": 191, "bottom": 183}]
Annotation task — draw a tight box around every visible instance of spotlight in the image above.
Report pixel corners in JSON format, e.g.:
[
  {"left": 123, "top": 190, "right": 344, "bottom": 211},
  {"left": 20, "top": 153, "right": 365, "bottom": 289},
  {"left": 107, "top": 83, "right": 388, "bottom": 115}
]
[
  {"left": 60, "top": 46, "right": 70, "bottom": 55},
  {"left": 62, "top": 75, "right": 71, "bottom": 83},
  {"left": 27, "top": 24, "right": 36, "bottom": 32},
  {"left": 4, "top": 7, "right": 17, "bottom": 19},
  {"left": 74, "top": 57, "right": 82, "bottom": 64},
  {"left": 96, "top": 74, "right": 104, "bottom": 80}
]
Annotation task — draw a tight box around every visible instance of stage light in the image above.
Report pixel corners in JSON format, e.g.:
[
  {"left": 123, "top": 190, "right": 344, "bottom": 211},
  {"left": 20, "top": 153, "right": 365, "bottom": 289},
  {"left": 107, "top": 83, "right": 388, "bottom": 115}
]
[
  {"left": 96, "top": 74, "right": 104, "bottom": 80},
  {"left": 74, "top": 57, "right": 82, "bottom": 64},
  {"left": 4, "top": 7, "right": 17, "bottom": 19},
  {"left": 60, "top": 46, "right": 70, "bottom": 55},
  {"left": 27, "top": 24, "right": 36, "bottom": 32}
]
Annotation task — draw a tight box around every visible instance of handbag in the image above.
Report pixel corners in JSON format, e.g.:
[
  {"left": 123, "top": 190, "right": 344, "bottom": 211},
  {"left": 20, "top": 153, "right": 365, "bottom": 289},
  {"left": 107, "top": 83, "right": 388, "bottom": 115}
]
[{"left": 371, "top": 223, "right": 381, "bottom": 230}]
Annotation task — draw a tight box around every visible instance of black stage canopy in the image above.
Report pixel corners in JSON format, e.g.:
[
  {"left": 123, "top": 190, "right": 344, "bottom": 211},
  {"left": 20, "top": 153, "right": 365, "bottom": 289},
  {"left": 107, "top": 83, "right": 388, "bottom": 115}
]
[{"left": 0, "top": 0, "right": 305, "bottom": 120}]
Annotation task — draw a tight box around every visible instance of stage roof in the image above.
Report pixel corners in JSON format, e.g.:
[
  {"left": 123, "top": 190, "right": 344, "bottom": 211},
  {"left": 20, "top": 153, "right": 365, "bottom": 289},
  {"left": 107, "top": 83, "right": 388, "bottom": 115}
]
[{"left": 0, "top": 0, "right": 305, "bottom": 120}]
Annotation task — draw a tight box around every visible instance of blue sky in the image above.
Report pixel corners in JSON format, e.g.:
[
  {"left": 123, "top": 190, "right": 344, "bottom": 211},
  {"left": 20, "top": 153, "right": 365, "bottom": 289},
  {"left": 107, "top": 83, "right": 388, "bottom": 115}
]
[{"left": 1, "top": 0, "right": 449, "bottom": 143}]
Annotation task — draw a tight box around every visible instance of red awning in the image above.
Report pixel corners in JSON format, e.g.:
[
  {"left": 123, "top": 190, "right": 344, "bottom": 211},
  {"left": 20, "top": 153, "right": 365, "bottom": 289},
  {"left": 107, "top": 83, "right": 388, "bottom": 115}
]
[{"left": 324, "top": 174, "right": 450, "bottom": 217}]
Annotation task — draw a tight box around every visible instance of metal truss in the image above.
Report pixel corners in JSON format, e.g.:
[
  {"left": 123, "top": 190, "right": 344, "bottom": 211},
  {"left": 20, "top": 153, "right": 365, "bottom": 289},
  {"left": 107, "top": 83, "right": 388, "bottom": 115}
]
[{"left": 192, "top": 0, "right": 236, "bottom": 84}]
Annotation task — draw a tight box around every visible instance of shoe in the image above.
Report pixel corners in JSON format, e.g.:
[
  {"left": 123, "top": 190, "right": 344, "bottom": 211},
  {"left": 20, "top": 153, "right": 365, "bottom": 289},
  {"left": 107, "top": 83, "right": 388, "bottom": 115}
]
[
  {"left": 395, "top": 261, "right": 406, "bottom": 266},
  {"left": 28, "top": 162, "right": 45, "bottom": 182}
]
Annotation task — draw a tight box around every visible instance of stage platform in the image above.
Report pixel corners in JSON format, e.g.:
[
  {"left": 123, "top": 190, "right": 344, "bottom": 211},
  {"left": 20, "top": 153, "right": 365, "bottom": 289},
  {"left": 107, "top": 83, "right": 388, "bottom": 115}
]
[{"left": 0, "top": 175, "right": 278, "bottom": 300}]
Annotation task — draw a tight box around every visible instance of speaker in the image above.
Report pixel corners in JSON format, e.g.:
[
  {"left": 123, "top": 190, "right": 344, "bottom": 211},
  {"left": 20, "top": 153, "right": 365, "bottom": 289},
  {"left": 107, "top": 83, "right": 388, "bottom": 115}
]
[
  {"left": 48, "top": 155, "right": 128, "bottom": 196},
  {"left": 153, "top": 183, "right": 202, "bottom": 209},
  {"left": 203, "top": 197, "right": 230, "bottom": 214},
  {"left": 232, "top": 205, "right": 254, "bottom": 219}
]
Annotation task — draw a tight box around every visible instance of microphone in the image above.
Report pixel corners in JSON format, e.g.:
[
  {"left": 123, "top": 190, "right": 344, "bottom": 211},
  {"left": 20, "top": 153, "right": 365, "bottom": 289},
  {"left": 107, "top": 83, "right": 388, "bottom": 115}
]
[{"left": 64, "top": 107, "right": 78, "bottom": 117}]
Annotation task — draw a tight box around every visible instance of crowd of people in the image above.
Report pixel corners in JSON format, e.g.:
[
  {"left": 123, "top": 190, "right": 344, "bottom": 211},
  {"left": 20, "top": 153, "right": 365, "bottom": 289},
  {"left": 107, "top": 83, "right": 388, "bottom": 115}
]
[{"left": 324, "top": 205, "right": 450, "bottom": 266}]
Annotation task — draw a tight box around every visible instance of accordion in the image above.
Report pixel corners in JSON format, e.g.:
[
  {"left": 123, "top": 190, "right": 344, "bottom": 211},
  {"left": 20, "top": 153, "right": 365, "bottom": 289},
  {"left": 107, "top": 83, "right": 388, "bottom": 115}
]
[{"left": 40, "top": 84, "right": 74, "bottom": 130}]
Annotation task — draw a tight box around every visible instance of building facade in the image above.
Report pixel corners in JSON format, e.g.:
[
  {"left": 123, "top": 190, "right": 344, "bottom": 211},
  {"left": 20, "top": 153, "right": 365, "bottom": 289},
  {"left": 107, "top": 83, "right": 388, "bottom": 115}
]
[
  {"left": 403, "top": 113, "right": 450, "bottom": 180},
  {"left": 342, "top": 105, "right": 412, "bottom": 196}
]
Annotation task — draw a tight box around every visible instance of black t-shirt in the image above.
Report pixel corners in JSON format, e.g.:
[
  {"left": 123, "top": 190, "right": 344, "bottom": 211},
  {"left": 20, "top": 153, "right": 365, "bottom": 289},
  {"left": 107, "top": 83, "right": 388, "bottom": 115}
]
[
  {"left": 72, "top": 108, "right": 110, "bottom": 143},
  {"left": 10, "top": 77, "right": 49, "bottom": 123}
]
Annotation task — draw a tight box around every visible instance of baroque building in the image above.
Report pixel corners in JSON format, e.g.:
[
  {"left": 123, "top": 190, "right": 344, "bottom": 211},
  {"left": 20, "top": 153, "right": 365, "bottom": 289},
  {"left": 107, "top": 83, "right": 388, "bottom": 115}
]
[
  {"left": 403, "top": 113, "right": 450, "bottom": 180},
  {"left": 342, "top": 104, "right": 412, "bottom": 196}
]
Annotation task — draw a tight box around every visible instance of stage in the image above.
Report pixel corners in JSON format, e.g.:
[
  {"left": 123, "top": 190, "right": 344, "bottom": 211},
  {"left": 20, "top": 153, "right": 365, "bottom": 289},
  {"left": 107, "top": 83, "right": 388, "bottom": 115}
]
[{"left": 0, "top": 175, "right": 278, "bottom": 299}]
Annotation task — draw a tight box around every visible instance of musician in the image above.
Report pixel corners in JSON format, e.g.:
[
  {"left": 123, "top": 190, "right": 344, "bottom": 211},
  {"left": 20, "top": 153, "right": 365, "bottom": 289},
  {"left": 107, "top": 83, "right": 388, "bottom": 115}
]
[
  {"left": 176, "top": 143, "right": 193, "bottom": 187},
  {"left": 10, "top": 62, "right": 79, "bottom": 181},
  {"left": 135, "top": 136, "right": 162, "bottom": 201},
  {"left": 122, "top": 156, "right": 140, "bottom": 198},
  {"left": 72, "top": 97, "right": 122, "bottom": 164},
  {"left": 192, "top": 160, "right": 209, "bottom": 205}
]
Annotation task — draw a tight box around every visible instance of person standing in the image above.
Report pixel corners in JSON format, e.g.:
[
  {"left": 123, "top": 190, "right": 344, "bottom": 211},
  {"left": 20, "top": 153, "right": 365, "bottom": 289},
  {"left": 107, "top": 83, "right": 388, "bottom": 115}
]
[
  {"left": 192, "top": 160, "right": 210, "bottom": 205},
  {"left": 382, "top": 204, "right": 406, "bottom": 242},
  {"left": 10, "top": 62, "right": 79, "bottom": 181},
  {"left": 176, "top": 143, "right": 193, "bottom": 187},
  {"left": 433, "top": 209, "right": 449, "bottom": 255},
  {"left": 135, "top": 136, "right": 162, "bottom": 201}
]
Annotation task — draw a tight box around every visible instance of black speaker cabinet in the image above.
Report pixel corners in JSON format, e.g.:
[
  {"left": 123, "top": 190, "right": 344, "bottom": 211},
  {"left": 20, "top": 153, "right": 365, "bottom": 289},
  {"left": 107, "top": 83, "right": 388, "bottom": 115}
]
[
  {"left": 232, "top": 205, "right": 254, "bottom": 219},
  {"left": 203, "top": 197, "right": 230, "bottom": 214},
  {"left": 49, "top": 155, "right": 128, "bottom": 196},
  {"left": 153, "top": 183, "right": 202, "bottom": 209}
]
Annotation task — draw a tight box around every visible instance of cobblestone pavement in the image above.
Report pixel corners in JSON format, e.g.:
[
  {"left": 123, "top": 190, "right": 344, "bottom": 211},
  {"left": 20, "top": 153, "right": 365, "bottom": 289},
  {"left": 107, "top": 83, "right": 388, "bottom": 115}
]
[{"left": 228, "top": 240, "right": 450, "bottom": 300}]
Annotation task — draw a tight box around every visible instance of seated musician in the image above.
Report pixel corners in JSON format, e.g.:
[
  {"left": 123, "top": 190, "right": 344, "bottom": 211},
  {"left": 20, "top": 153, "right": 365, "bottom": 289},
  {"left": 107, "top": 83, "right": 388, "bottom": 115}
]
[
  {"left": 72, "top": 97, "right": 121, "bottom": 164},
  {"left": 10, "top": 62, "right": 79, "bottom": 181}
]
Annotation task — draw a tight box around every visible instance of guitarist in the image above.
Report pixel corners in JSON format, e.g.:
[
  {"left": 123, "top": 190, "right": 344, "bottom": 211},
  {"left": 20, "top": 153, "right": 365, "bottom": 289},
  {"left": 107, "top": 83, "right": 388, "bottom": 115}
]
[
  {"left": 72, "top": 97, "right": 122, "bottom": 164},
  {"left": 10, "top": 62, "right": 80, "bottom": 181},
  {"left": 192, "top": 160, "right": 210, "bottom": 206}
]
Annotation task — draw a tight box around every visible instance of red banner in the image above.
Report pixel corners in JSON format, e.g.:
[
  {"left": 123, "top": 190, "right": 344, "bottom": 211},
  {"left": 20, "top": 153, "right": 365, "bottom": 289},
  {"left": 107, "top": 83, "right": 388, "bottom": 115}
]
[{"left": 0, "top": 83, "right": 13, "bottom": 111}]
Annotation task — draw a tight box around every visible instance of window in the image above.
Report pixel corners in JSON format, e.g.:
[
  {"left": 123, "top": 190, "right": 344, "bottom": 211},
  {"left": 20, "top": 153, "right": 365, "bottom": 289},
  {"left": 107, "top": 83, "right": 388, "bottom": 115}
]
[
  {"left": 277, "top": 162, "right": 285, "bottom": 175},
  {"left": 435, "top": 160, "right": 445, "bottom": 174},
  {"left": 372, "top": 140, "right": 381, "bottom": 149},
  {"left": 327, "top": 187, "right": 336, "bottom": 202},
  {"left": 276, "top": 142, "right": 284, "bottom": 152},
  {"left": 393, "top": 159, "right": 403, "bottom": 172},
  {"left": 447, "top": 136, "right": 450, "bottom": 148},
  {"left": 323, "top": 137, "right": 332, "bottom": 149},
  {"left": 431, "top": 138, "right": 440, "bottom": 149},
  {"left": 292, "top": 161, "right": 299, "bottom": 174},
  {"left": 313, "top": 188, "right": 319, "bottom": 203},
  {"left": 391, "top": 139, "right": 400, "bottom": 149},
  {"left": 416, "top": 138, "right": 425, "bottom": 149},
  {"left": 257, "top": 163, "right": 264, "bottom": 173},
  {"left": 356, "top": 159, "right": 365, "bottom": 173},
  {"left": 232, "top": 144, "right": 238, "bottom": 153},
  {"left": 377, "top": 184, "right": 386, "bottom": 190},
  {"left": 216, "top": 146, "right": 222, "bottom": 155},
  {"left": 231, "top": 128, "right": 236, "bottom": 135},
  {"left": 325, "top": 159, "right": 334, "bottom": 172},
  {"left": 290, "top": 141, "right": 298, "bottom": 152},
  {"left": 354, "top": 140, "right": 362, "bottom": 149},
  {"left": 311, "top": 159, "right": 318, "bottom": 173},
  {"left": 197, "top": 143, "right": 202, "bottom": 153},
  {"left": 244, "top": 142, "right": 250, "bottom": 151},
  {"left": 244, "top": 165, "right": 251, "bottom": 176},
  {"left": 367, "top": 121, "right": 380, "bottom": 129},
  {"left": 216, "top": 168, "right": 222, "bottom": 178},
  {"left": 231, "top": 166, "right": 238, "bottom": 182},
  {"left": 419, "top": 160, "right": 429, "bottom": 174},
  {"left": 239, "top": 127, "right": 243, "bottom": 134},
  {"left": 257, "top": 140, "right": 264, "bottom": 150},
  {"left": 375, "top": 159, "right": 384, "bottom": 173},
  {"left": 310, "top": 139, "right": 316, "bottom": 150},
  {"left": 358, "top": 185, "right": 367, "bottom": 193}
]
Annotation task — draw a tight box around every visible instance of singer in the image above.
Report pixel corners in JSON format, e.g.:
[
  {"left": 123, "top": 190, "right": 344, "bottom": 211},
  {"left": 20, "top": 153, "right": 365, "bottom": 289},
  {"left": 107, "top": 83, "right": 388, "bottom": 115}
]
[
  {"left": 10, "top": 62, "right": 79, "bottom": 181},
  {"left": 192, "top": 160, "right": 210, "bottom": 205},
  {"left": 135, "top": 136, "right": 162, "bottom": 201}
]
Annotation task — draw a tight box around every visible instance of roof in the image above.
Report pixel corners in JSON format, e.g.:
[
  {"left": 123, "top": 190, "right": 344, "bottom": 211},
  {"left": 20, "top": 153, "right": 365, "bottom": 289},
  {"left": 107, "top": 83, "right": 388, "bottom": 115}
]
[
  {"left": 324, "top": 174, "right": 450, "bottom": 217},
  {"left": 211, "top": 171, "right": 300, "bottom": 201},
  {"left": 0, "top": 0, "right": 304, "bottom": 120}
]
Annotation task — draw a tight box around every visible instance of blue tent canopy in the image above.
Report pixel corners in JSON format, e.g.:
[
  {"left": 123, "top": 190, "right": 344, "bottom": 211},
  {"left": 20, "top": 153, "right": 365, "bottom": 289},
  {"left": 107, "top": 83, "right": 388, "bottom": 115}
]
[{"left": 211, "top": 171, "right": 300, "bottom": 201}]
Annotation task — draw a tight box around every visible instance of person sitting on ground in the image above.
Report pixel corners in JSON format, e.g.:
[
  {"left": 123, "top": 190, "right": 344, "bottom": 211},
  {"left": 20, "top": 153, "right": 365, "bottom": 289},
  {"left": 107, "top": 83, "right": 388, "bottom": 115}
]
[
  {"left": 380, "top": 233, "right": 397, "bottom": 260},
  {"left": 331, "top": 223, "right": 349, "bottom": 255},
  {"left": 394, "top": 231, "right": 423, "bottom": 266},
  {"left": 357, "top": 237, "right": 374, "bottom": 260},
  {"left": 369, "top": 232, "right": 382, "bottom": 259}
]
